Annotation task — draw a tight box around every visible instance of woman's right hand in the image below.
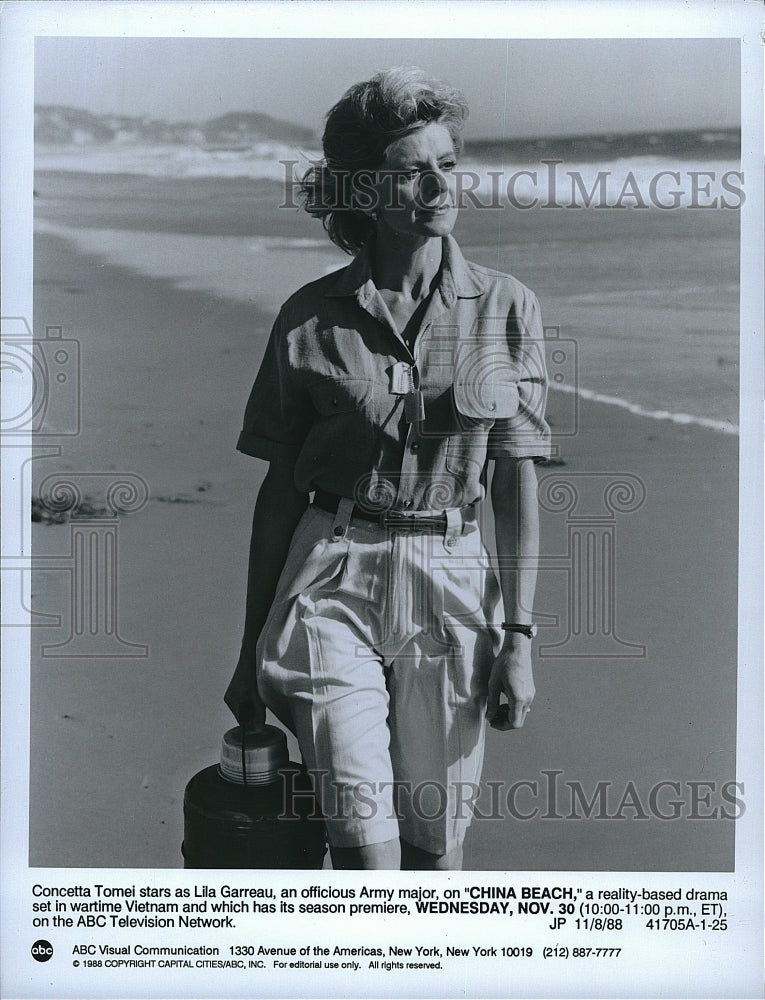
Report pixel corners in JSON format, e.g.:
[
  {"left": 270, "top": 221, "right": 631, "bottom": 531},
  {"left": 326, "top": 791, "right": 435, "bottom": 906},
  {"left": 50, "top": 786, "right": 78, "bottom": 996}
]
[
  {"left": 224, "top": 649, "right": 266, "bottom": 726},
  {"left": 225, "top": 463, "right": 309, "bottom": 728}
]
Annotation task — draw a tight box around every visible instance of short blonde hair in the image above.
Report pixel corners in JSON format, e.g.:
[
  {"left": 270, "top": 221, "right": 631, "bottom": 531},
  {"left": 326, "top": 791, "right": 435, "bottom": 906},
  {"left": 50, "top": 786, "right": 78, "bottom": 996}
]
[{"left": 300, "top": 67, "right": 469, "bottom": 254}]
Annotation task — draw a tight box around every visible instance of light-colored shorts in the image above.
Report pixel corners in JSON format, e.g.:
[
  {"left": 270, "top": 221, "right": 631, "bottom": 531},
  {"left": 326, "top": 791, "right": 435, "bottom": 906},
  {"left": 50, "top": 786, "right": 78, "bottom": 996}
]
[{"left": 256, "top": 502, "right": 502, "bottom": 855}]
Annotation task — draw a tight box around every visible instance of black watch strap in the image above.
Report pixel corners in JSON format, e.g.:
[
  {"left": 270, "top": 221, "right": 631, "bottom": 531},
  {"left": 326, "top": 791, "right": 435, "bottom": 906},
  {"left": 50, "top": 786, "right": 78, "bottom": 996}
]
[{"left": 501, "top": 623, "right": 538, "bottom": 639}]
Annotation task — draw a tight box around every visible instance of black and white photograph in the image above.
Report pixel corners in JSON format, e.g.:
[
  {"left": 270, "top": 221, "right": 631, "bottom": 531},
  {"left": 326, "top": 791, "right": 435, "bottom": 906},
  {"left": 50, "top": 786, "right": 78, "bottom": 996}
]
[{"left": 1, "top": 2, "right": 762, "bottom": 998}]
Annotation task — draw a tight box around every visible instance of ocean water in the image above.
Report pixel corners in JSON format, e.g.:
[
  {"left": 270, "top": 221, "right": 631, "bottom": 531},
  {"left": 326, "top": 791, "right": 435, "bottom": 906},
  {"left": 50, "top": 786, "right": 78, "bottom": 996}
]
[
  {"left": 33, "top": 127, "right": 741, "bottom": 432},
  {"left": 36, "top": 129, "right": 742, "bottom": 212}
]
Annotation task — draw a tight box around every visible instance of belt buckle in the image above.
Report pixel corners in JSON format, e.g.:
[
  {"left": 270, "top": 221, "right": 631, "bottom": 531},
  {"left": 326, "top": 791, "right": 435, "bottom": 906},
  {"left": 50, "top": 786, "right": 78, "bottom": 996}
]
[
  {"left": 381, "top": 509, "right": 405, "bottom": 529},
  {"left": 382, "top": 509, "right": 444, "bottom": 533},
  {"left": 382, "top": 509, "right": 416, "bottom": 531}
]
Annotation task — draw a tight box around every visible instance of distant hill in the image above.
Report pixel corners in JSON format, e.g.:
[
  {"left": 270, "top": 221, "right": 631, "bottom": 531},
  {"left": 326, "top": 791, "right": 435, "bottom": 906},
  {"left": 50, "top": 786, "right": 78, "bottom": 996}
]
[
  {"left": 34, "top": 105, "right": 317, "bottom": 148},
  {"left": 201, "top": 112, "right": 316, "bottom": 147},
  {"left": 35, "top": 105, "right": 740, "bottom": 163}
]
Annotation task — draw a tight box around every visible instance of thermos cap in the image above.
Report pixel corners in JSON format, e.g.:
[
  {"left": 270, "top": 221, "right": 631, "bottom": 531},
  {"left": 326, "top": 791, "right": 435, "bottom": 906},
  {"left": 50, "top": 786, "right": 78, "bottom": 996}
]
[{"left": 219, "top": 725, "right": 289, "bottom": 785}]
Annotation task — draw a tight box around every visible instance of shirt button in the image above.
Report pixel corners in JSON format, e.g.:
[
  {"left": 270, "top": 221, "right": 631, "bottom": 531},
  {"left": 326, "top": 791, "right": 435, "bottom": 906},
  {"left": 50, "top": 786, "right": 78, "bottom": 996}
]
[
  {"left": 403, "top": 499, "right": 413, "bottom": 508},
  {"left": 489, "top": 401, "right": 497, "bottom": 411},
  {"left": 411, "top": 442, "right": 419, "bottom": 452},
  {"left": 332, "top": 398, "right": 339, "bottom": 406}
]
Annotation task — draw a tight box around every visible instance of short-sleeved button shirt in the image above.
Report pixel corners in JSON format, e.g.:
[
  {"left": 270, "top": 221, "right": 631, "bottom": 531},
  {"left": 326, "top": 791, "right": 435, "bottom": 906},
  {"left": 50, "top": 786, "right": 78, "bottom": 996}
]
[{"left": 237, "top": 235, "right": 551, "bottom": 512}]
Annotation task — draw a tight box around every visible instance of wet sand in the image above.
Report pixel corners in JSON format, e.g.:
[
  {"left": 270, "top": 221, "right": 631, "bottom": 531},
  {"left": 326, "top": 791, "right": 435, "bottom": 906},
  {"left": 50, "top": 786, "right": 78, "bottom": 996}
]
[{"left": 29, "top": 223, "right": 738, "bottom": 870}]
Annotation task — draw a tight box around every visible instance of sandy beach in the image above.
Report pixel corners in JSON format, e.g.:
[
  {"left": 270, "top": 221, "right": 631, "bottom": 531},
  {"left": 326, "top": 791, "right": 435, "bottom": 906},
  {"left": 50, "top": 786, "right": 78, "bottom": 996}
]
[{"left": 29, "top": 180, "right": 739, "bottom": 870}]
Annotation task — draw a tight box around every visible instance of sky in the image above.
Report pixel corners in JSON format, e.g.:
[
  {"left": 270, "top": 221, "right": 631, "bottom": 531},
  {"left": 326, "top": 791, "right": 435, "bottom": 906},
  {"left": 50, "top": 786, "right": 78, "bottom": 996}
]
[{"left": 34, "top": 36, "right": 741, "bottom": 139}]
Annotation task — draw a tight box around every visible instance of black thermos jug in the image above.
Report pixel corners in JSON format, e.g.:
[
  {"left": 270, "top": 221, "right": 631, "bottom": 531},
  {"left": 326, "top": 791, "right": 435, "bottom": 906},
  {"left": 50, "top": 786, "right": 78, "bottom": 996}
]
[{"left": 182, "top": 725, "right": 326, "bottom": 869}]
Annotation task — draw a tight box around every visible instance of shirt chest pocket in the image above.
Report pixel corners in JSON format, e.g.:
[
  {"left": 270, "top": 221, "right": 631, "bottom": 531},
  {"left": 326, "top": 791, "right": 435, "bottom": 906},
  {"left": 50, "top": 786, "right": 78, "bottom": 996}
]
[
  {"left": 446, "top": 373, "right": 520, "bottom": 476},
  {"left": 309, "top": 376, "right": 375, "bottom": 416},
  {"left": 452, "top": 372, "right": 520, "bottom": 425}
]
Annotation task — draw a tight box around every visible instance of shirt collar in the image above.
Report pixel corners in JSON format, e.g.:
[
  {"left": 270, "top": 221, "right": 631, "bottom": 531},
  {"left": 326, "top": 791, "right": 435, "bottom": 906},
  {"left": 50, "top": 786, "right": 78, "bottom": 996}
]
[{"left": 323, "top": 235, "right": 486, "bottom": 303}]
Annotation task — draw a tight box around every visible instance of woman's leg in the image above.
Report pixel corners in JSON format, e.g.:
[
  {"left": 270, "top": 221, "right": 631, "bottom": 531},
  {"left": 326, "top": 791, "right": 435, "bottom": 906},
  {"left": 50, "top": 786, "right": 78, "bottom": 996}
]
[
  {"left": 331, "top": 839, "right": 401, "bottom": 870},
  {"left": 400, "top": 839, "right": 463, "bottom": 871},
  {"left": 258, "top": 509, "right": 403, "bottom": 862},
  {"left": 331, "top": 837, "right": 462, "bottom": 870},
  {"left": 384, "top": 525, "right": 498, "bottom": 863}
]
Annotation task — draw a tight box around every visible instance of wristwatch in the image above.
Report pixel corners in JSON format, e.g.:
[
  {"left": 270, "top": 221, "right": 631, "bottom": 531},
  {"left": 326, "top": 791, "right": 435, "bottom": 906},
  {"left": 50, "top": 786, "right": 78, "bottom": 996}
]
[{"left": 501, "top": 623, "right": 538, "bottom": 639}]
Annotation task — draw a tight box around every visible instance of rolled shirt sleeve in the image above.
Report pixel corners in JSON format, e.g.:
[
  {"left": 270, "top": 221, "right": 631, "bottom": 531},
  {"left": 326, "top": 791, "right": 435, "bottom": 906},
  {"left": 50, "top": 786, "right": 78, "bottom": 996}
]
[
  {"left": 236, "top": 312, "right": 313, "bottom": 466},
  {"left": 486, "top": 290, "right": 551, "bottom": 462}
]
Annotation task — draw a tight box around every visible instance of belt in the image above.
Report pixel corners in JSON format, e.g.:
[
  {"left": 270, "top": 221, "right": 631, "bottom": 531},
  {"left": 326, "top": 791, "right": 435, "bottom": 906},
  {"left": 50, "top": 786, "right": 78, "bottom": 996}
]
[{"left": 313, "top": 489, "right": 476, "bottom": 532}]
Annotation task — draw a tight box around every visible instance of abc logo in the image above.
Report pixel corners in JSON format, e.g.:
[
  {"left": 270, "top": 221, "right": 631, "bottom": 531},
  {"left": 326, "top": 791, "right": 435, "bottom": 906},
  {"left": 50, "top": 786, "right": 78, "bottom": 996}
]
[{"left": 31, "top": 939, "right": 53, "bottom": 962}]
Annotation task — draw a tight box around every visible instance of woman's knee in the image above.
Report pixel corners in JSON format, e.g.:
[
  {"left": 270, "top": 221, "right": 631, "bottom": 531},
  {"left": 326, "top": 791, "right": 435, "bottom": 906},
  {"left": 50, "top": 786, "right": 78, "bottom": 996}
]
[
  {"left": 400, "top": 839, "right": 463, "bottom": 871},
  {"left": 330, "top": 838, "right": 401, "bottom": 870}
]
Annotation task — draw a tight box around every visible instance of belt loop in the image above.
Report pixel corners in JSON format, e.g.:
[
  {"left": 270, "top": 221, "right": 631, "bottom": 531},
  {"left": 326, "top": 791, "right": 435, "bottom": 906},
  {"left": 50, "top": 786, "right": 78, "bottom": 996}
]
[
  {"left": 331, "top": 497, "right": 355, "bottom": 541},
  {"left": 443, "top": 507, "right": 461, "bottom": 551}
]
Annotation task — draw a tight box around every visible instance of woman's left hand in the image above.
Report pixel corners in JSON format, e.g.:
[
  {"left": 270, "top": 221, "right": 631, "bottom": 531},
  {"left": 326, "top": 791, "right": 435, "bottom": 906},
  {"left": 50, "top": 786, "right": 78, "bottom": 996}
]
[{"left": 485, "top": 641, "right": 535, "bottom": 731}]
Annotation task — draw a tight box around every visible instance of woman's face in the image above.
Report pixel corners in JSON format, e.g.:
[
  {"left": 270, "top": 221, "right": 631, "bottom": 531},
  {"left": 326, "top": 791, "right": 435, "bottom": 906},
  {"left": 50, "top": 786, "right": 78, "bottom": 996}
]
[{"left": 371, "top": 122, "right": 459, "bottom": 243}]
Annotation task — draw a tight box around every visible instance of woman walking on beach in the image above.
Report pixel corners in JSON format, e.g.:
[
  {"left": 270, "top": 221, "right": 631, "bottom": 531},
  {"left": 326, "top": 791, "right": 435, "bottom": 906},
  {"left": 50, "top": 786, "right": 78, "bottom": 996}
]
[{"left": 225, "top": 67, "right": 550, "bottom": 870}]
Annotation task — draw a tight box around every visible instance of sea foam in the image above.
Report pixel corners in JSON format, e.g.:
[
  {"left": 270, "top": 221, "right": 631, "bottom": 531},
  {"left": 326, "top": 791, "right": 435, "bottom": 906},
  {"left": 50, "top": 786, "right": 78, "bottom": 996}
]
[{"left": 35, "top": 141, "right": 741, "bottom": 210}]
